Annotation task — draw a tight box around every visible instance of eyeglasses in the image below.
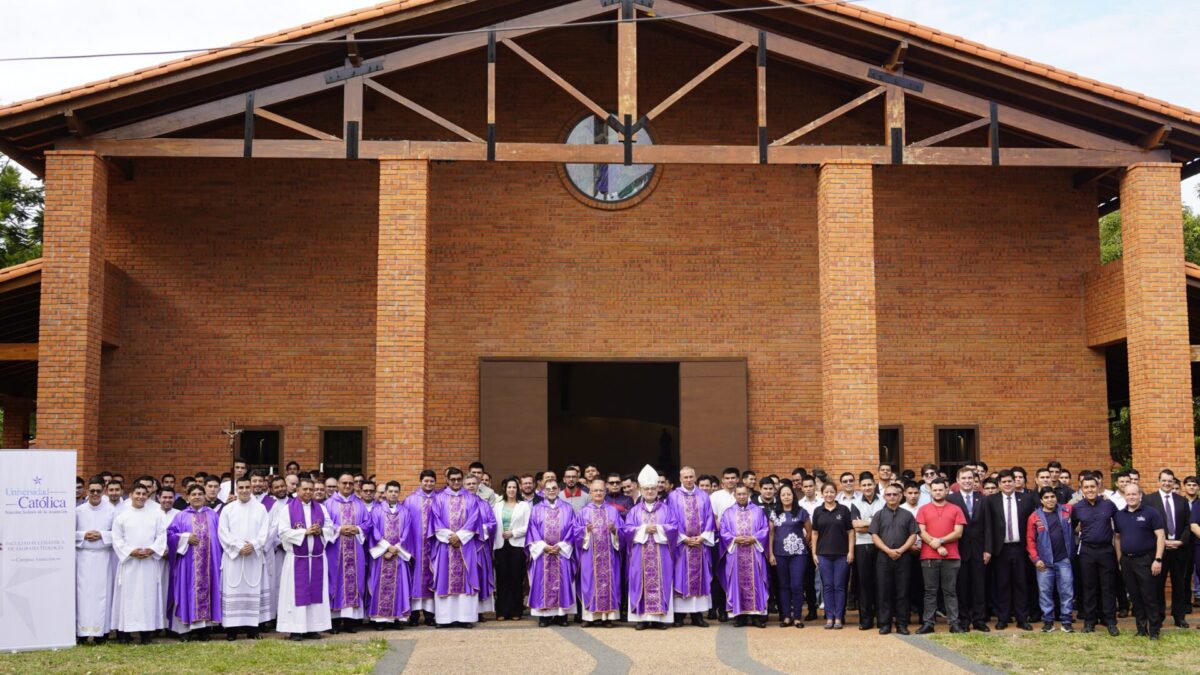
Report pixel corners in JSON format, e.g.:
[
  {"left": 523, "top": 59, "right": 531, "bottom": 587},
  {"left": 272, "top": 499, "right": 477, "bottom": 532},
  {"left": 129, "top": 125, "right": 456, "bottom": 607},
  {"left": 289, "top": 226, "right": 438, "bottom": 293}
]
[
  {"left": 840, "top": 479, "right": 853, "bottom": 484},
  {"left": 607, "top": 481, "right": 620, "bottom": 485},
  {"left": 923, "top": 471, "right": 937, "bottom": 476},
  {"left": 87, "top": 488, "right": 102, "bottom": 494}
]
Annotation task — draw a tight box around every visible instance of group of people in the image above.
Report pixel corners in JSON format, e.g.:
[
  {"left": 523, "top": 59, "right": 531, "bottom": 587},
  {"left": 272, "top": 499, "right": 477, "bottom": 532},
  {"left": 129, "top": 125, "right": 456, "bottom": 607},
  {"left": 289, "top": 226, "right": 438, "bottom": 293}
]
[{"left": 74, "top": 457, "right": 1200, "bottom": 644}]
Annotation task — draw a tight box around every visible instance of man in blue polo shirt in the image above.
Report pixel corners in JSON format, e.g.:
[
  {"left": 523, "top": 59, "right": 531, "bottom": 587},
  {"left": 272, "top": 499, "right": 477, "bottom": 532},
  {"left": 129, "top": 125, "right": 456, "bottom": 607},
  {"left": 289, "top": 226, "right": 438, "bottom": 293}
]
[
  {"left": 1071, "top": 472, "right": 1119, "bottom": 636},
  {"left": 1113, "top": 484, "right": 1166, "bottom": 640}
]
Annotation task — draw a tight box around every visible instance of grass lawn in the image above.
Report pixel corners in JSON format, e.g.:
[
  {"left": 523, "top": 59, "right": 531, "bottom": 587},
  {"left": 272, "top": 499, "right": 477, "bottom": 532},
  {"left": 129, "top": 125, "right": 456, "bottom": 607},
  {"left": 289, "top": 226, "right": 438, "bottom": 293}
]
[
  {"left": 0, "top": 637, "right": 388, "bottom": 674},
  {"left": 929, "top": 628, "right": 1200, "bottom": 674}
]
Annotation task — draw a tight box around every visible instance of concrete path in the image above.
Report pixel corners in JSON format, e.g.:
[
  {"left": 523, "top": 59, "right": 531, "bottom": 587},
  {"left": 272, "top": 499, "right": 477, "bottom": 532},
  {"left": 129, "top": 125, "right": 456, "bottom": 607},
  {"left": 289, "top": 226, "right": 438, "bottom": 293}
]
[{"left": 359, "top": 619, "right": 997, "bottom": 674}]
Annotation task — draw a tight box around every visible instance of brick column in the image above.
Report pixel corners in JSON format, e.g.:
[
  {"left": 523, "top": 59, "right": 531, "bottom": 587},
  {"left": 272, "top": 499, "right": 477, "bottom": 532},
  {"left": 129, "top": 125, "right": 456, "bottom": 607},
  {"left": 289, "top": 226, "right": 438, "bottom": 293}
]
[
  {"left": 375, "top": 158, "right": 429, "bottom": 479},
  {"left": 817, "top": 161, "right": 879, "bottom": 472},
  {"left": 1121, "top": 162, "right": 1191, "bottom": 478},
  {"left": 36, "top": 151, "right": 108, "bottom": 474},
  {"left": 1, "top": 396, "right": 32, "bottom": 448}
]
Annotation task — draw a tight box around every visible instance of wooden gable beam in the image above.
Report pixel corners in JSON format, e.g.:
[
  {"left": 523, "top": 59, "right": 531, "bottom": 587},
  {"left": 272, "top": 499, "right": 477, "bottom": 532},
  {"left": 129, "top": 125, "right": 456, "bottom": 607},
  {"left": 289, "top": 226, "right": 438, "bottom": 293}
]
[
  {"left": 884, "top": 40, "right": 908, "bottom": 72},
  {"left": 1140, "top": 124, "right": 1172, "bottom": 150},
  {"left": 643, "top": 41, "right": 752, "bottom": 125},
  {"left": 364, "top": 78, "right": 484, "bottom": 143},
  {"left": 64, "top": 110, "right": 91, "bottom": 137},
  {"left": 617, "top": 0, "right": 637, "bottom": 128},
  {"left": 772, "top": 86, "right": 884, "bottom": 146},
  {"left": 0, "top": 344, "right": 38, "bottom": 361},
  {"left": 652, "top": 0, "right": 1141, "bottom": 153},
  {"left": 93, "top": 0, "right": 605, "bottom": 141},
  {"left": 908, "top": 117, "right": 989, "bottom": 148},
  {"left": 502, "top": 38, "right": 609, "bottom": 123},
  {"left": 254, "top": 108, "right": 339, "bottom": 141},
  {"left": 346, "top": 32, "right": 362, "bottom": 68}
]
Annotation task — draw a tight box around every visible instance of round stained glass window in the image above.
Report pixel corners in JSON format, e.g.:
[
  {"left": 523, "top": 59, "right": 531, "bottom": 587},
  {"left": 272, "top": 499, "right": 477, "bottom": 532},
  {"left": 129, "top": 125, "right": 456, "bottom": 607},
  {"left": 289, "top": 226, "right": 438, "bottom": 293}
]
[{"left": 561, "top": 114, "right": 658, "bottom": 209}]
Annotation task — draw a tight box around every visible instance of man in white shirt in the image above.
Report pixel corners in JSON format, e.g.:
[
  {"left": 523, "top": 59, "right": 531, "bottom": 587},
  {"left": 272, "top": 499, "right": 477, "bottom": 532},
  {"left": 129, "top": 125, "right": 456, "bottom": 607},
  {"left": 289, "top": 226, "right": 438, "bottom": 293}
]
[
  {"left": 217, "top": 461, "right": 249, "bottom": 503},
  {"left": 708, "top": 467, "right": 740, "bottom": 622},
  {"left": 849, "top": 473, "right": 885, "bottom": 629},
  {"left": 76, "top": 477, "right": 116, "bottom": 644}
]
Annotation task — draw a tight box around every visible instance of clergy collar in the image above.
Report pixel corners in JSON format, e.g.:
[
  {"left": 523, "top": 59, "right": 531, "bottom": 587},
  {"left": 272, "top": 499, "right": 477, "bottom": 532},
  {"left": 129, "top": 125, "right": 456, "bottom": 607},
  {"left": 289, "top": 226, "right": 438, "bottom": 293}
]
[
  {"left": 643, "top": 500, "right": 659, "bottom": 511},
  {"left": 445, "top": 488, "right": 462, "bottom": 496},
  {"left": 545, "top": 498, "right": 559, "bottom": 508},
  {"left": 679, "top": 486, "right": 696, "bottom": 495}
]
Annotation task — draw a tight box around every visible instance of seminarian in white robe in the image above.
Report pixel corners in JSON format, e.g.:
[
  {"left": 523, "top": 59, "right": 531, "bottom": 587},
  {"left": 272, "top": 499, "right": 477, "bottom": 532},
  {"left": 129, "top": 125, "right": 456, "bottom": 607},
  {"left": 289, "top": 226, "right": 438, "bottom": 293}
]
[
  {"left": 218, "top": 496, "right": 272, "bottom": 630},
  {"left": 274, "top": 497, "right": 335, "bottom": 635},
  {"left": 264, "top": 499, "right": 288, "bottom": 621},
  {"left": 159, "top": 507, "right": 180, "bottom": 622},
  {"left": 75, "top": 499, "right": 116, "bottom": 639},
  {"left": 111, "top": 503, "right": 167, "bottom": 633}
]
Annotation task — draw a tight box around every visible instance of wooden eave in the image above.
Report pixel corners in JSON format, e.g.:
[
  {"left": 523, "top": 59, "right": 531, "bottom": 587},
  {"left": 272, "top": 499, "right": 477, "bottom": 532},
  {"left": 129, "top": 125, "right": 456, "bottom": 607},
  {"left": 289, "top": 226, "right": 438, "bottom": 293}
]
[{"left": 0, "top": 0, "right": 1196, "bottom": 205}]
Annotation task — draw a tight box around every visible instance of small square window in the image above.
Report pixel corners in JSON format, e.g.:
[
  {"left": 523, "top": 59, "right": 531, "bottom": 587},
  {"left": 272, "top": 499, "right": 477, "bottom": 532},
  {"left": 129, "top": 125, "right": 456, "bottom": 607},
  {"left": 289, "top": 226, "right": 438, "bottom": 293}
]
[
  {"left": 879, "top": 426, "right": 902, "bottom": 471},
  {"left": 936, "top": 426, "right": 978, "bottom": 479}
]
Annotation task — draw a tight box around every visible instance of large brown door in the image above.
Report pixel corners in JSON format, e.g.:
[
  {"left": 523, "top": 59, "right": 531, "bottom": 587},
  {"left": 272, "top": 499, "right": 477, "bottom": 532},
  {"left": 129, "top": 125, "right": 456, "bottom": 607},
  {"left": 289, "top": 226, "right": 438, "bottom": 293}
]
[
  {"left": 479, "top": 360, "right": 548, "bottom": 481},
  {"left": 680, "top": 360, "right": 748, "bottom": 477}
]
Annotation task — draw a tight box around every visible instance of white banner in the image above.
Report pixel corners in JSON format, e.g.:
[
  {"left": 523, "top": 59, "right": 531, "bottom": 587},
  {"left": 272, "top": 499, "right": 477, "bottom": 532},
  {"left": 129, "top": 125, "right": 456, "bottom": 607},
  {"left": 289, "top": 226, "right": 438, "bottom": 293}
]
[{"left": 0, "top": 449, "right": 76, "bottom": 652}]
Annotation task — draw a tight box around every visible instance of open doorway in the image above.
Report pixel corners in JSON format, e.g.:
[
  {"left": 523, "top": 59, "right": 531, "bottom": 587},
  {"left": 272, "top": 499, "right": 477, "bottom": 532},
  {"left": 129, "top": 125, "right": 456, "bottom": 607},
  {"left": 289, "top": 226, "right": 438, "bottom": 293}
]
[{"left": 547, "top": 361, "right": 680, "bottom": 477}]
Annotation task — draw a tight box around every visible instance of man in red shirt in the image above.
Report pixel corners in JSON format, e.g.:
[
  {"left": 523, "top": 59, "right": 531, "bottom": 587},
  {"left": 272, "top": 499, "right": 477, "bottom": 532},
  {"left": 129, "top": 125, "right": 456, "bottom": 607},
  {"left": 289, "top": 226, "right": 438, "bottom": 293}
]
[{"left": 915, "top": 478, "right": 967, "bottom": 634}]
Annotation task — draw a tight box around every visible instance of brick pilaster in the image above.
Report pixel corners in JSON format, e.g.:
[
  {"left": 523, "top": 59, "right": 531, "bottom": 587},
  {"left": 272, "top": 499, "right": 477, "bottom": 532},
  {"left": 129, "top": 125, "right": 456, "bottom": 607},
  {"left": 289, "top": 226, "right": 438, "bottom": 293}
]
[
  {"left": 36, "top": 151, "right": 107, "bottom": 475},
  {"left": 375, "top": 158, "right": 429, "bottom": 480},
  {"left": 817, "top": 161, "right": 879, "bottom": 473},
  {"left": 1, "top": 396, "right": 33, "bottom": 448},
  {"left": 1120, "top": 162, "right": 1192, "bottom": 478}
]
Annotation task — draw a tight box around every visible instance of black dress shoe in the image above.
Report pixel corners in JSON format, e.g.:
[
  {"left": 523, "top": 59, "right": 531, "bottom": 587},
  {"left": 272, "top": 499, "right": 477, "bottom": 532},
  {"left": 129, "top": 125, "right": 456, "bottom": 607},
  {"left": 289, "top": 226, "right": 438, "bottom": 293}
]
[
  {"left": 734, "top": 616, "right": 747, "bottom": 627},
  {"left": 754, "top": 617, "right": 767, "bottom": 628},
  {"left": 1175, "top": 619, "right": 1190, "bottom": 629},
  {"left": 653, "top": 622, "right": 667, "bottom": 630},
  {"left": 805, "top": 610, "right": 818, "bottom": 622},
  {"left": 538, "top": 617, "right": 550, "bottom": 627},
  {"left": 635, "top": 622, "right": 647, "bottom": 631},
  {"left": 423, "top": 614, "right": 435, "bottom": 627},
  {"left": 916, "top": 623, "right": 935, "bottom": 635},
  {"left": 94, "top": 636, "right": 108, "bottom": 646},
  {"left": 895, "top": 624, "right": 910, "bottom": 635},
  {"left": 879, "top": 625, "right": 892, "bottom": 635},
  {"left": 995, "top": 622, "right": 1008, "bottom": 630},
  {"left": 950, "top": 625, "right": 966, "bottom": 634},
  {"left": 343, "top": 621, "right": 358, "bottom": 634},
  {"left": 248, "top": 629, "right": 261, "bottom": 640},
  {"left": 1018, "top": 621, "right": 1033, "bottom": 631},
  {"left": 289, "top": 634, "right": 304, "bottom": 641},
  {"left": 1107, "top": 624, "right": 1120, "bottom": 637},
  {"left": 460, "top": 621, "right": 474, "bottom": 629},
  {"left": 1082, "top": 623, "right": 1095, "bottom": 633},
  {"left": 859, "top": 623, "right": 872, "bottom": 631},
  {"left": 304, "top": 632, "right": 322, "bottom": 640},
  {"left": 973, "top": 622, "right": 991, "bottom": 632},
  {"left": 226, "top": 631, "right": 237, "bottom": 641},
  {"left": 673, "top": 615, "right": 685, "bottom": 628},
  {"left": 1149, "top": 631, "right": 1160, "bottom": 640},
  {"left": 375, "top": 623, "right": 386, "bottom": 631},
  {"left": 553, "top": 616, "right": 567, "bottom": 627},
  {"left": 691, "top": 613, "right": 709, "bottom": 627},
  {"left": 138, "top": 632, "right": 153, "bottom": 645}
]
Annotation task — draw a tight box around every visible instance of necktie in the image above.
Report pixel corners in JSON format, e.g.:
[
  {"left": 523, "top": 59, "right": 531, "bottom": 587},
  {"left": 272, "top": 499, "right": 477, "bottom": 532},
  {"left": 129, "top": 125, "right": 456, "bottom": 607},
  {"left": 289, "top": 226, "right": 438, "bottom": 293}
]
[
  {"left": 965, "top": 493, "right": 973, "bottom": 518},
  {"left": 1165, "top": 494, "right": 1176, "bottom": 538},
  {"left": 1006, "top": 495, "right": 1015, "bottom": 542}
]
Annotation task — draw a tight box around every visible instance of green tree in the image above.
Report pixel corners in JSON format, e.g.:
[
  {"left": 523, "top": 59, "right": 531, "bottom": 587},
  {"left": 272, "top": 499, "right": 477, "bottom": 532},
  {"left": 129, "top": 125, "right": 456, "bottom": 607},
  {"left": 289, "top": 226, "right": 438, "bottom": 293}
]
[
  {"left": 0, "top": 157, "right": 44, "bottom": 267},
  {"left": 1098, "top": 205, "right": 1200, "bottom": 265}
]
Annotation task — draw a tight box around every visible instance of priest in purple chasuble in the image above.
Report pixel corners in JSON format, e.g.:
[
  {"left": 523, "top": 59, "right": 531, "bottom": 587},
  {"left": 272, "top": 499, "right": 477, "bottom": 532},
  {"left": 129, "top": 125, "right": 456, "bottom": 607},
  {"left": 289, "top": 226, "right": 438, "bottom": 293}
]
[
  {"left": 579, "top": 477, "right": 622, "bottom": 626},
  {"left": 465, "top": 475, "right": 498, "bottom": 616},
  {"left": 166, "top": 484, "right": 223, "bottom": 637},
  {"left": 428, "top": 468, "right": 484, "bottom": 626},
  {"left": 367, "top": 480, "right": 414, "bottom": 625},
  {"left": 622, "top": 465, "right": 680, "bottom": 629},
  {"left": 718, "top": 485, "right": 770, "bottom": 627},
  {"left": 325, "top": 472, "right": 371, "bottom": 631},
  {"left": 403, "top": 470, "right": 439, "bottom": 625},
  {"left": 526, "top": 480, "right": 578, "bottom": 625},
  {"left": 668, "top": 466, "right": 716, "bottom": 626},
  {"left": 274, "top": 477, "right": 335, "bottom": 638}
]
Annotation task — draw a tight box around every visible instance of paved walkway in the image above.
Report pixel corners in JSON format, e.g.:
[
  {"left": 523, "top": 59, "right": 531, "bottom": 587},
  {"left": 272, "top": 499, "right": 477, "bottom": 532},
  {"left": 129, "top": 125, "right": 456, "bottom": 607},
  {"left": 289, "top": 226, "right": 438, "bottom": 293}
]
[{"left": 357, "top": 619, "right": 1001, "bottom": 674}]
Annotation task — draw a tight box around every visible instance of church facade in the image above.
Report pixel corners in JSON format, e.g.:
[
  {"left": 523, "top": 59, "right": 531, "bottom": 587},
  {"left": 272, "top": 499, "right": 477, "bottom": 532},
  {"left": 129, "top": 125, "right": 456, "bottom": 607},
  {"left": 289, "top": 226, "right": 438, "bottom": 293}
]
[{"left": 0, "top": 0, "right": 1197, "bottom": 481}]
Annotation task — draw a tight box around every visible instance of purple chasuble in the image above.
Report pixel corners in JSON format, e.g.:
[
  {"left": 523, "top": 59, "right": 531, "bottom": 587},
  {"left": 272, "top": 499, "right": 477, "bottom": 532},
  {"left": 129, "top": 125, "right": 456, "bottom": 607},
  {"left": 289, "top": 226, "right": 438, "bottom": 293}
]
[
  {"left": 368, "top": 504, "right": 413, "bottom": 619},
  {"left": 428, "top": 489, "right": 482, "bottom": 596},
  {"left": 579, "top": 502, "right": 622, "bottom": 613},
  {"left": 166, "top": 507, "right": 223, "bottom": 624},
  {"left": 621, "top": 501, "right": 679, "bottom": 616},
  {"left": 718, "top": 503, "right": 769, "bottom": 614},
  {"left": 668, "top": 487, "right": 715, "bottom": 598},
  {"left": 403, "top": 490, "right": 437, "bottom": 599},
  {"left": 527, "top": 501, "right": 577, "bottom": 611},
  {"left": 288, "top": 498, "right": 325, "bottom": 607},
  {"left": 326, "top": 493, "right": 369, "bottom": 611},
  {"left": 475, "top": 494, "right": 497, "bottom": 600}
]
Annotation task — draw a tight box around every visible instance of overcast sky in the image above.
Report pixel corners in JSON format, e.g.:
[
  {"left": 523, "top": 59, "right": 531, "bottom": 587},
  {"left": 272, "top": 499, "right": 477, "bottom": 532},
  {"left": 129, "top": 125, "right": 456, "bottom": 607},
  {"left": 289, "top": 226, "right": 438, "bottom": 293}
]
[{"left": 1, "top": 0, "right": 1196, "bottom": 207}]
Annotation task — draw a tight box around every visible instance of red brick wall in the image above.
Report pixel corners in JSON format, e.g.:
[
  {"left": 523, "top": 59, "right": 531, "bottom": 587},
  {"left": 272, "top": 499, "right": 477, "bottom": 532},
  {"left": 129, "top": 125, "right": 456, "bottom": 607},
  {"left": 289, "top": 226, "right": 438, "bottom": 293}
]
[
  {"left": 1084, "top": 259, "right": 1125, "bottom": 347},
  {"left": 874, "top": 166, "right": 1109, "bottom": 474},
  {"left": 1120, "top": 162, "right": 1192, "bottom": 478},
  {"left": 817, "top": 162, "right": 880, "bottom": 474},
  {"left": 2, "top": 396, "right": 32, "bottom": 449},
  {"left": 38, "top": 151, "right": 108, "bottom": 475},
  {"left": 99, "top": 158, "right": 378, "bottom": 478}
]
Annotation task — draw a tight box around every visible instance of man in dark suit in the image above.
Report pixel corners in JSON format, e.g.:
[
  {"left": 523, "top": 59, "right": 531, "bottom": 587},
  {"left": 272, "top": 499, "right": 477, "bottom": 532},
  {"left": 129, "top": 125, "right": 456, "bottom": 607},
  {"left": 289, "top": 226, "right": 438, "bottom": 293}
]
[
  {"left": 947, "top": 467, "right": 989, "bottom": 631},
  {"left": 983, "top": 469, "right": 1036, "bottom": 630},
  {"left": 1144, "top": 469, "right": 1193, "bottom": 627}
]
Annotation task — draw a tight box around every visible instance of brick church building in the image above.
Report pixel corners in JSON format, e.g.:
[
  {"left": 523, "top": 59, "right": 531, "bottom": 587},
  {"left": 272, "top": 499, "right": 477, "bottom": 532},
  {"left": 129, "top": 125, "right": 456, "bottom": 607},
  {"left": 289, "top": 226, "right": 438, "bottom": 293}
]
[{"left": 1, "top": 0, "right": 1198, "bottom": 482}]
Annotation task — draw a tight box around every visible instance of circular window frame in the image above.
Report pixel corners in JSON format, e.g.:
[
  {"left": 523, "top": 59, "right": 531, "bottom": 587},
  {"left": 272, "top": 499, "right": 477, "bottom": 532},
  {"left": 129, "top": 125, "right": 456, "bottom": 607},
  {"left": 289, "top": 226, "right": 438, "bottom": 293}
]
[{"left": 555, "top": 112, "right": 662, "bottom": 210}]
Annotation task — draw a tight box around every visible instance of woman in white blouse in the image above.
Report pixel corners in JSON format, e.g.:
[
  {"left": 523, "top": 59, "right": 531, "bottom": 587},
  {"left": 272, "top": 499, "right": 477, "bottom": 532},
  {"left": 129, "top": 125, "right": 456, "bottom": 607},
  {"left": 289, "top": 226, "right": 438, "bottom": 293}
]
[{"left": 492, "top": 476, "right": 531, "bottom": 621}]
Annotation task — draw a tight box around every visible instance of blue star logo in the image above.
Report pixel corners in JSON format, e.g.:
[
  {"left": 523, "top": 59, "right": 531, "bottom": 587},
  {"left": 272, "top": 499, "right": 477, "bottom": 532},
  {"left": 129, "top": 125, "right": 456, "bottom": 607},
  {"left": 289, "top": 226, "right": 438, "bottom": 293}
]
[{"left": 32, "top": 476, "right": 42, "bottom": 485}]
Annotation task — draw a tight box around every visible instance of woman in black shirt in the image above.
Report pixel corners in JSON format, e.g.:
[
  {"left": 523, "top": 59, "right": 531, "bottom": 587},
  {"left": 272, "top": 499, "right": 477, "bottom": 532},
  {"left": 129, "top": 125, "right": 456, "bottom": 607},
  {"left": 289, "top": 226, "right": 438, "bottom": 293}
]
[{"left": 811, "top": 483, "right": 854, "bottom": 629}]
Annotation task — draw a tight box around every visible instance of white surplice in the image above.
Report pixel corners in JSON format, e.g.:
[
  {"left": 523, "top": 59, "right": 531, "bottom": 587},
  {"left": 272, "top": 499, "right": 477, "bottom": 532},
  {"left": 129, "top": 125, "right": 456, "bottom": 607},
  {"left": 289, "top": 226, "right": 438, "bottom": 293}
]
[
  {"left": 263, "top": 498, "right": 288, "bottom": 620},
  {"left": 218, "top": 498, "right": 271, "bottom": 627},
  {"left": 273, "top": 500, "right": 335, "bottom": 634},
  {"left": 75, "top": 500, "right": 117, "bottom": 636},
  {"left": 158, "top": 507, "right": 179, "bottom": 622},
  {"left": 110, "top": 505, "right": 167, "bottom": 632}
]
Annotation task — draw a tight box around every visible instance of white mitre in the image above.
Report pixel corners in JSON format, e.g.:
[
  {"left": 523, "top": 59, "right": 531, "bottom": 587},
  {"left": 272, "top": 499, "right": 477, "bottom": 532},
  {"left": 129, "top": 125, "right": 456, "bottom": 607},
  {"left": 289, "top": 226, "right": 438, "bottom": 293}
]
[{"left": 637, "top": 464, "right": 658, "bottom": 488}]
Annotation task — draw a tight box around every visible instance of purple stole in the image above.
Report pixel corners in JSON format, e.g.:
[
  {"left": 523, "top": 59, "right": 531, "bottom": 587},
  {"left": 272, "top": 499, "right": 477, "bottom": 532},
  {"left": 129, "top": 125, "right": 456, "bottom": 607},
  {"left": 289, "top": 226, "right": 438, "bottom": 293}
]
[
  {"left": 586, "top": 505, "right": 616, "bottom": 613},
  {"left": 641, "top": 507, "right": 665, "bottom": 614},
  {"left": 334, "top": 498, "right": 362, "bottom": 609},
  {"left": 261, "top": 494, "right": 276, "bottom": 511},
  {"left": 374, "top": 508, "right": 403, "bottom": 618},
  {"left": 191, "top": 510, "right": 214, "bottom": 621},
  {"left": 417, "top": 493, "right": 434, "bottom": 595},
  {"left": 734, "top": 508, "right": 757, "bottom": 613},
  {"left": 289, "top": 498, "right": 325, "bottom": 607},
  {"left": 541, "top": 506, "right": 565, "bottom": 609},
  {"left": 680, "top": 492, "right": 704, "bottom": 597},
  {"left": 446, "top": 493, "right": 468, "bottom": 594}
]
